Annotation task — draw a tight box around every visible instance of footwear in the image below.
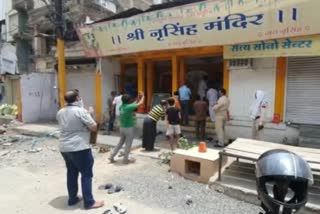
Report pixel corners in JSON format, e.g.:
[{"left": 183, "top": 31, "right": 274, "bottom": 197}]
[
  {"left": 122, "top": 158, "right": 136, "bottom": 164},
  {"left": 108, "top": 185, "right": 123, "bottom": 194},
  {"left": 114, "top": 203, "right": 127, "bottom": 214},
  {"left": 68, "top": 196, "right": 82, "bottom": 206},
  {"left": 86, "top": 201, "right": 104, "bottom": 209},
  {"left": 108, "top": 157, "right": 116, "bottom": 163},
  {"left": 214, "top": 143, "right": 224, "bottom": 148}
]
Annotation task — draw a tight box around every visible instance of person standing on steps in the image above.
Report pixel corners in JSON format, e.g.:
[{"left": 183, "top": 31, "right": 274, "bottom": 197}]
[
  {"left": 166, "top": 98, "right": 181, "bottom": 151},
  {"left": 206, "top": 83, "right": 218, "bottom": 122},
  {"left": 193, "top": 95, "right": 208, "bottom": 141},
  {"left": 109, "top": 92, "right": 145, "bottom": 164},
  {"left": 179, "top": 83, "right": 191, "bottom": 126},
  {"left": 198, "top": 75, "right": 208, "bottom": 101},
  {"left": 56, "top": 90, "right": 104, "bottom": 210},
  {"left": 249, "top": 90, "right": 268, "bottom": 140},
  {"left": 142, "top": 100, "right": 167, "bottom": 151},
  {"left": 213, "top": 88, "right": 230, "bottom": 147}
]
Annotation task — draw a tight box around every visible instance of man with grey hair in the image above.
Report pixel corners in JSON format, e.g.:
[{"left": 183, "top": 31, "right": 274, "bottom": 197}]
[{"left": 56, "top": 90, "right": 104, "bottom": 209}]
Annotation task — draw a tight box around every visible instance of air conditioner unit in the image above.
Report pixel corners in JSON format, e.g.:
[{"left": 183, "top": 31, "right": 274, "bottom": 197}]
[{"left": 228, "top": 59, "right": 253, "bottom": 70}]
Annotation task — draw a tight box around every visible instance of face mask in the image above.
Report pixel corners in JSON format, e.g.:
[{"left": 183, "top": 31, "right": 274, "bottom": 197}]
[{"left": 73, "top": 98, "right": 84, "bottom": 108}]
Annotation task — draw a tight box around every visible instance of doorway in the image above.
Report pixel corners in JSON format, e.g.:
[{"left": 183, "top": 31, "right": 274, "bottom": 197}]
[
  {"left": 184, "top": 56, "right": 223, "bottom": 99},
  {"left": 154, "top": 60, "right": 172, "bottom": 94}
]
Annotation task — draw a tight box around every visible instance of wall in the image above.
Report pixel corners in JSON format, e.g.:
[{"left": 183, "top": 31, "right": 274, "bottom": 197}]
[
  {"left": 66, "top": 69, "right": 95, "bottom": 109},
  {"left": 20, "top": 73, "right": 59, "bottom": 123},
  {"left": 102, "top": 58, "right": 119, "bottom": 116},
  {"left": 229, "top": 58, "right": 276, "bottom": 121}
]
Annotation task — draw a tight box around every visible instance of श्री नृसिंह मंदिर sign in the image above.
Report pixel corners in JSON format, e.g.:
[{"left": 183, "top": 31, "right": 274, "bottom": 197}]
[{"left": 77, "top": 0, "right": 320, "bottom": 58}]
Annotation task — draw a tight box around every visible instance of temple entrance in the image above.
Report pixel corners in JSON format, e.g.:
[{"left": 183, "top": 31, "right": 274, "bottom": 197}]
[
  {"left": 122, "top": 63, "right": 138, "bottom": 99},
  {"left": 154, "top": 60, "right": 172, "bottom": 94},
  {"left": 184, "top": 56, "right": 224, "bottom": 100}
]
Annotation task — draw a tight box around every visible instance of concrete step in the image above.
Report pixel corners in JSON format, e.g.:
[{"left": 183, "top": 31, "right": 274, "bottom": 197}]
[
  {"left": 181, "top": 125, "right": 216, "bottom": 135},
  {"left": 300, "top": 125, "right": 320, "bottom": 138},
  {"left": 210, "top": 161, "right": 320, "bottom": 213},
  {"left": 188, "top": 116, "right": 213, "bottom": 122},
  {"left": 187, "top": 120, "right": 215, "bottom": 128},
  {"left": 299, "top": 136, "right": 320, "bottom": 149}
]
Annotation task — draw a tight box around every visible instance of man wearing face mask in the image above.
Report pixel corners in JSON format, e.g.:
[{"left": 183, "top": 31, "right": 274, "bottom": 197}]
[
  {"left": 56, "top": 90, "right": 104, "bottom": 209},
  {"left": 73, "top": 89, "right": 84, "bottom": 108},
  {"left": 213, "top": 88, "right": 230, "bottom": 147}
]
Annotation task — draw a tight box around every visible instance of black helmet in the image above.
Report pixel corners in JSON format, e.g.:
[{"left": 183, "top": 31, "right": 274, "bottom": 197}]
[{"left": 255, "top": 149, "right": 313, "bottom": 214}]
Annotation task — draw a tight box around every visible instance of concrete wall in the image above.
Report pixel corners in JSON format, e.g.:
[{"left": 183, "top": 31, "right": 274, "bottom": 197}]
[
  {"left": 229, "top": 58, "right": 276, "bottom": 121},
  {"left": 20, "top": 73, "right": 59, "bottom": 123},
  {"left": 226, "top": 58, "right": 300, "bottom": 144},
  {"left": 102, "top": 58, "right": 119, "bottom": 116},
  {"left": 66, "top": 70, "right": 95, "bottom": 109},
  {"left": 64, "top": 58, "right": 119, "bottom": 120}
]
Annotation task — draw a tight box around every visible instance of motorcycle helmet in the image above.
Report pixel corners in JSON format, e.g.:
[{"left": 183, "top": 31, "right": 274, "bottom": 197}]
[{"left": 255, "top": 149, "right": 313, "bottom": 214}]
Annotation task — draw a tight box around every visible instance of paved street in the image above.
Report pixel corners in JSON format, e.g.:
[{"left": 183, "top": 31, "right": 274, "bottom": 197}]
[{"left": 0, "top": 134, "right": 260, "bottom": 214}]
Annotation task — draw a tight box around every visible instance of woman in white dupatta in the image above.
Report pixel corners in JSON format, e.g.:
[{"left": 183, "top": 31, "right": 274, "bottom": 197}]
[{"left": 249, "top": 90, "right": 268, "bottom": 140}]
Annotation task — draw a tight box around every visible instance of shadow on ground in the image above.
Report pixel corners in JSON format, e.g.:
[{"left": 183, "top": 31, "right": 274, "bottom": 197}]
[{"left": 49, "top": 196, "right": 83, "bottom": 211}]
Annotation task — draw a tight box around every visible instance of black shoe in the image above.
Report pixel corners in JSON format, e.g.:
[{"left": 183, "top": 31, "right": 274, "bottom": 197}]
[{"left": 214, "top": 144, "right": 224, "bottom": 148}]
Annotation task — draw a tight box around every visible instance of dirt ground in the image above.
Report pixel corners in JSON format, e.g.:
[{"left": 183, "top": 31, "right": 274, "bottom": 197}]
[{"left": 0, "top": 133, "right": 260, "bottom": 214}]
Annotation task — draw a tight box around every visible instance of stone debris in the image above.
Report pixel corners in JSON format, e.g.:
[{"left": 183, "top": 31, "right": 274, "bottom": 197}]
[
  {"left": 0, "top": 150, "right": 11, "bottom": 156},
  {"left": 3, "top": 143, "right": 12, "bottom": 147},
  {"left": 28, "top": 148, "right": 43, "bottom": 153},
  {"left": 102, "top": 203, "right": 127, "bottom": 214},
  {"left": 185, "top": 195, "right": 193, "bottom": 205}
]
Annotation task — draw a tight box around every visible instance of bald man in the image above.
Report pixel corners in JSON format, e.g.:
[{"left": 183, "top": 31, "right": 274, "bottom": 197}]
[{"left": 56, "top": 90, "right": 104, "bottom": 209}]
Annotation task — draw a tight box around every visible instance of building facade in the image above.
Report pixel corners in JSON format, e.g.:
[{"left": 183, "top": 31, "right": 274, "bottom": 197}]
[{"left": 74, "top": 0, "right": 320, "bottom": 147}]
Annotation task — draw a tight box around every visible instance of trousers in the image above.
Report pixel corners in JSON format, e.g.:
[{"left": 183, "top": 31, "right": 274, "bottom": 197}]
[{"left": 61, "top": 149, "right": 95, "bottom": 209}]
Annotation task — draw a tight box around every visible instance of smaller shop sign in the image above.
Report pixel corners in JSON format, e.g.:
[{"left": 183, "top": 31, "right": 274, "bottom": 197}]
[{"left": 224, "top": 35, "right": 320, "bottom": 59}]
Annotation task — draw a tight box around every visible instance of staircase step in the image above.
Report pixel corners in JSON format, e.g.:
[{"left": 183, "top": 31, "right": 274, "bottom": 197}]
[
  {"left": 299, "top": 137, "right": 320, "bottom": 149},
  {"left": 188, "top": 115, "right": 213, "bottom": 122},
  {"left": 187, "top": 120, "right": 215, "bottom": 128},
  {"left": 181, "top": 125, "right": 215, "bottom": 135},
  {"left": 299, "top": 125, "right": 320, "bottom": 138}
]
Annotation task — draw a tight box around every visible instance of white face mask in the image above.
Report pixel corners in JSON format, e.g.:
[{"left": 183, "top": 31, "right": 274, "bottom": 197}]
[{"left": 74, "top": 98, "right": 84, "bottom": 108}]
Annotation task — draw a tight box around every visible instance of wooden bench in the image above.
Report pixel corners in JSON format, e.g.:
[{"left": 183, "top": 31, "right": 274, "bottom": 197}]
[{"left": 218, "top": 138, "right": 320, "bottom": 181}]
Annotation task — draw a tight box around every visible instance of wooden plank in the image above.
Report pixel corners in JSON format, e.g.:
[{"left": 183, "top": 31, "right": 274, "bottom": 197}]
[
  {"left": 237, "top": 138, "right": 320, "bottom": 154},
  {"left": 228, "top": 141, "right": 320, "bottom": 163},
  {"left": 235, "top": 138, "right": 320, "bottom": 159}
]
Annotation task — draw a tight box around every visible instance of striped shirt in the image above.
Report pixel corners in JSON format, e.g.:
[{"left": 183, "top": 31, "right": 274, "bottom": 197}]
[{"left": 148, "top": 105, "right": 165, "bottom": 122}]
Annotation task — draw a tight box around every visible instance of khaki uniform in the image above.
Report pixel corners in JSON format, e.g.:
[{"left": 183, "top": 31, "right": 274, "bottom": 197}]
[{"left": 213, "top": 96, "right": 230, "bottom": 146}]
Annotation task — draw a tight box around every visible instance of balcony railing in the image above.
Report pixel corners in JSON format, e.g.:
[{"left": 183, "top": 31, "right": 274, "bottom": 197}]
[{"left": 12, "top": 0, "right": 34, "bottom": 11}]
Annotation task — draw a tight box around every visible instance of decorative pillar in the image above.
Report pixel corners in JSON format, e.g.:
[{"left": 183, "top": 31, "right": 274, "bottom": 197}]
[
  {"left": 274, "top": 57, "right": 287, "bottom": 123},
  {"left": 179, "top": 57, "right": 185, "bottom": 86},
  {"left": 94, "top": 67, "right": 103, "bottom": 123},
  {"left": 223, "top": 60, "right": 229, "bottom": 95},
  {"left": 146, "top": 62, "right": 154, "bottom": 111},
  {"left": 137, "top": 58, "right": 145, "bottom": 112},
  {"left": 172, "top": 55, "right": 179, "bottom": 94}
]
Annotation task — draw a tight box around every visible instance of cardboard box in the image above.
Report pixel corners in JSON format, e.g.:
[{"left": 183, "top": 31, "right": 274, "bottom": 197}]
[{"left": 170, "top": 147, "right": 227, "bottom": 183}]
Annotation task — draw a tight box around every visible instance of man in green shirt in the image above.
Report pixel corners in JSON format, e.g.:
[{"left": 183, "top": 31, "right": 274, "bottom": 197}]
[{"left": 109, "top": 92, "right": 145, "bottom": 164}]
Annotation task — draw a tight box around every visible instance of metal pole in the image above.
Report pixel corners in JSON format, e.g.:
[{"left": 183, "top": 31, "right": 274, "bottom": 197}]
[{"left": 55, "top": 0, "right": 66, "bottom": 107}]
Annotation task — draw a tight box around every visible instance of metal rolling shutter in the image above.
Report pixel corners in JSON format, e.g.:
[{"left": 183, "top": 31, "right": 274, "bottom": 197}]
[{"left": 286, "top": 57, "right": 320, "bottom": 125}]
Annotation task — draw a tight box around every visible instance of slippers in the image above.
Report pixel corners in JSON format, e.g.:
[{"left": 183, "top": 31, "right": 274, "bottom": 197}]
[
  {"left": 98, "top": 183, "right": 113, "bottom": 190},
  {"left": 108, "top": 185, "right": 123, "bottom": 194},
  {"left": 114, "top": 203, "right": 127, "bottom": 214},
  {"left": 102, "top": 209, "right": 117, "bottom": 214}
]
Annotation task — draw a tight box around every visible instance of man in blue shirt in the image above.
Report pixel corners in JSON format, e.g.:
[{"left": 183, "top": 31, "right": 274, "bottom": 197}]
[{"left": 179, "top": 83, "right": 191, "bottom": 125}]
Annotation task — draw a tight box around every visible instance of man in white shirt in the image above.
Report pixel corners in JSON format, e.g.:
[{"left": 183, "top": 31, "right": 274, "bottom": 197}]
[
  {"left": 112, "top": 92, "right": 123, "bottom": 115},
  {"left": 206, "top": 84, "right": 218, "bottom": 122},
  {"left": 198, "top": 76, "right": 208, "bottom": 101},
  {"left": 56, "top": 90, "right": 104, "bottom": 209}
]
